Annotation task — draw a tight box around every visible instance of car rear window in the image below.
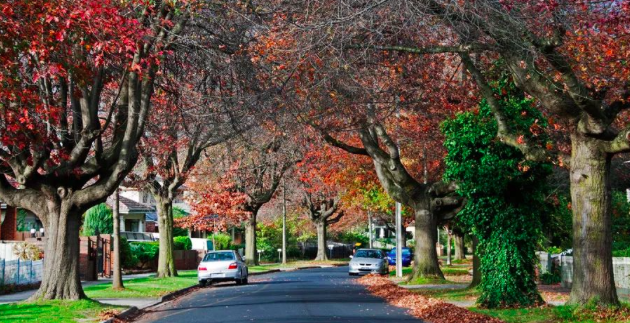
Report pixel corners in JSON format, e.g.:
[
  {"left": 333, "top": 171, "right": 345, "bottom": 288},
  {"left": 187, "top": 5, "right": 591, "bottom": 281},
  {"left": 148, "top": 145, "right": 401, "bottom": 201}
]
[
  {"left": 355, "top": 250, "right": 383, "bottom": 259},
  {"left": 203, "top": 252, "right": 235, "bottom": 261}
]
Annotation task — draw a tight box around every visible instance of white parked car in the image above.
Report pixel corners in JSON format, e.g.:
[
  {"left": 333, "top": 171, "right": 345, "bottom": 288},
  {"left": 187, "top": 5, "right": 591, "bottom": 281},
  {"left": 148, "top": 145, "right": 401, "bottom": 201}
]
[
  {"left": 349, "top": 249, "right": 389, "bottom": 276},
  {"left": 198, "top": 250, "right": 248, "bottom": 286}
]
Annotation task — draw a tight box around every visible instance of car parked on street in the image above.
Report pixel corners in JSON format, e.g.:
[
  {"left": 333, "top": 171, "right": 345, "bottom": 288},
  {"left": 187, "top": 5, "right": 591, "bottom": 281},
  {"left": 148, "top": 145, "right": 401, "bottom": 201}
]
[
  {"left": 387, "top": 247, "right": 413, "bottom": 267},
  {"left": 198, "top": 250, "right": 248, "bottom": 286},
  {"left": 349, "top": 249, "right": 389, "bottom": 276}
]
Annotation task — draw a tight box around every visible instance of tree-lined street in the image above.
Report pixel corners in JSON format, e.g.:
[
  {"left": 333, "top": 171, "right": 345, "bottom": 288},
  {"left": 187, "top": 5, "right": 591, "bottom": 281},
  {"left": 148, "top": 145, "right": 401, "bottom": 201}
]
[{"left": 135, "top": 267, "right": 423, "bottom": 323}]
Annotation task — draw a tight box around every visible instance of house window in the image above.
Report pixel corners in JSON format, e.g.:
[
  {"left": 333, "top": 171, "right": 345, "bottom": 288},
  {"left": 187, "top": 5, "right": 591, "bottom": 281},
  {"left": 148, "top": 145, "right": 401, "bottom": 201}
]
[
  {"left": 125, "top": 220, "right": 139, "bottom": 232},
  {"left": 142, "top": 193, "right": 149, "bottom": 204}
]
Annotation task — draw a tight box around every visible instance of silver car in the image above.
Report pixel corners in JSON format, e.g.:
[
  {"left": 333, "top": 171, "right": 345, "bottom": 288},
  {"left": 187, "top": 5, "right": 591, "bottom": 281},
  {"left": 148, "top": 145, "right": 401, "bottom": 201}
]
[
  {"left": 198, "top": 250, "right": 248, "bottom": 286},
  {"left": 349, "top": 249, "right": 389, "bottom": 276}
]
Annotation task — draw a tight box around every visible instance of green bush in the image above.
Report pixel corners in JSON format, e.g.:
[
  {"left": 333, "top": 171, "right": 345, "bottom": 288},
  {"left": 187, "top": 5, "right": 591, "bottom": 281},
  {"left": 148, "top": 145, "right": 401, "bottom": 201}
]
[
  {"left": 83, "top": 203, "right": 113, "bottom": 236},
  {"left": 129, "top": 241, "right": 159, "bottom": 267},
  {"left": 443, "top": 75, "right": 550, "bottom": 308},
  {"left": 173, "top": 236, "right": 192, "bottom": 250},
  {"left": 612, "top": 248, "right": 630, "bottom": 257},
  {"left": 539, "top": 271, "right": 561, "bottom": 285},
  {"left": 333, "top": 230, "right": 369, "bottom": 247},
  {"left": 208, "top": 233, "right": 232, "bottom": 250},
  {"left": 120, "top": 237, "right": 138, "bottom": 269}
]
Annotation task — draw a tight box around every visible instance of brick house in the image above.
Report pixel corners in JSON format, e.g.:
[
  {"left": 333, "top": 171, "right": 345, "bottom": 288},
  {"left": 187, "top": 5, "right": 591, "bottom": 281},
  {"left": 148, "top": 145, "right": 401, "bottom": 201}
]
[{"left": 0, "top": 204, "right": 18, "bottom": 241}]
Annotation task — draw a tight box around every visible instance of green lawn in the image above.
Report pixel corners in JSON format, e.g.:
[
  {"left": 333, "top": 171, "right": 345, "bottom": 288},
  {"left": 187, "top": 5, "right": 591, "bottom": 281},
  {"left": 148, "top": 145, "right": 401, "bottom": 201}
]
[
  {"left": 415, "top": 286, "right": 480, "bottom": 301},
  {"left": 473, "top": 304, "right": 630, "bottom": 323},
  {"left": 441, "top": 266, "right": 471, "bottom": 276},
  {"left": 0, "top": 300, "right": 122, "bottom": 323},
  {"left": 83, "top": 270, "right": 198, "bottom": 299}
]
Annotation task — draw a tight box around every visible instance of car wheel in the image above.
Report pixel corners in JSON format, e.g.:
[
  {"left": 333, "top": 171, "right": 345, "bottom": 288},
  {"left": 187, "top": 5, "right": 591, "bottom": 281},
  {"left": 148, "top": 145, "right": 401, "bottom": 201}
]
[
  {"left": 199, "top": 280, "right": 207, "bottom": 287},
  {"left": 242, "top": 276, "right": 248, "bottom": 285}
]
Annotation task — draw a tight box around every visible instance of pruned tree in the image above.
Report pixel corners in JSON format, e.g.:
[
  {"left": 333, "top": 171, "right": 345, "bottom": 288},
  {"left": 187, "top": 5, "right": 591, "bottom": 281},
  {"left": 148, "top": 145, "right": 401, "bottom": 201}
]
[
  {"left": 0, "top": 0, "right": 189, "bottom": 300},
  {"left": 318, "top": 113, "right": 465, "bottom": 280},
  {"left": 139, "top": 6, "right": 261, "bottom": 277},
  {"left": 303, "top": 193, "right": 344, "bottom": 261}
]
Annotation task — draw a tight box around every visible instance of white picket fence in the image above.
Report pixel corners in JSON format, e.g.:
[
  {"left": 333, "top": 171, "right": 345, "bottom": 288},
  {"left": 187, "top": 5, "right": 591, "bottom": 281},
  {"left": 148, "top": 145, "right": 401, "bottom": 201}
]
[
  {"left": 0, "top": 242, "right": 19, "bottom": 261},
  {"left": 0, "top": 259, "right": 43, "bottom": 286}
]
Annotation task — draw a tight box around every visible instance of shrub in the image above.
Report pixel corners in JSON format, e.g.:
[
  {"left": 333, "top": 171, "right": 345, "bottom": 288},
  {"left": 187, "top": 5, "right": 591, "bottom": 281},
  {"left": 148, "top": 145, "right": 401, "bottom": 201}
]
[
  {"left": 129, "top": 242, "right": 159, "bottom": 267},
  {"left": 173, "top": 236, "right": 192, "bottom": 250},
  {"left": 208, "top": 233, "right": 232, "bottom": 250},
  {"left": 540, "top": 271, "right": 561, "bottom": 285},
  {"left": 12, "top": 242, "right": 42, "bottom": 260},
  {"left": 119, "top": 237, "right": 138, "bottom": 269},
  {"left": 82, "top": 203, "right": 113, "bottom": 236},
  {"left": 612, "top": 248, "right": 630, "bottom": 257}
]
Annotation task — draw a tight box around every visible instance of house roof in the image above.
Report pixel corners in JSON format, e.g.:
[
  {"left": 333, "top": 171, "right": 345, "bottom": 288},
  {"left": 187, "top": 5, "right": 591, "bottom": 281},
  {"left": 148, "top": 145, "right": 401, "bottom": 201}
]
[{"left": 106, "top": 196, "right": 155, "bottom": 213}]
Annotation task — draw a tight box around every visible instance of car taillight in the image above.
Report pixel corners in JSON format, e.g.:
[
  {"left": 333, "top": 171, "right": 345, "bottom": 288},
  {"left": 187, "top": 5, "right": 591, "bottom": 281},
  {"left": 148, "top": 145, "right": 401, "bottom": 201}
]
[
  {"left": 198, "top": 267, "right": 207, "bottom": 271},
  {"left": 228, "top": 262, "right": 238, "bottom": 269}
]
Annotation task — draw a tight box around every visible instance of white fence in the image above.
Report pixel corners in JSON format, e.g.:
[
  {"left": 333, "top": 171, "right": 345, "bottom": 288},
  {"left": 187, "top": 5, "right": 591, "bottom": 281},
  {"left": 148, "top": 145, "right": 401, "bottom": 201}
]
[
  {"left": 560, "top": 256, "right": 630, "bottom": 289},
  {"left": 0, "top": 242, "right": 19, "bottom": 261},
  {"left": 0, "top": 259, "right": 43, "bottom": 286}
]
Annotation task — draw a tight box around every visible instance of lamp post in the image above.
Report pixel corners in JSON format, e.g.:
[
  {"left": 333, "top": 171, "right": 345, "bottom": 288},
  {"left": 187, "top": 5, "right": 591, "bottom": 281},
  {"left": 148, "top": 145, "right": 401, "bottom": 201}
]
[
  {"left": 277, "top": 248, "right": 282, "bottom": 263},
  {"left": 327, "top": 244, "right": 334, "bottom": 260}
]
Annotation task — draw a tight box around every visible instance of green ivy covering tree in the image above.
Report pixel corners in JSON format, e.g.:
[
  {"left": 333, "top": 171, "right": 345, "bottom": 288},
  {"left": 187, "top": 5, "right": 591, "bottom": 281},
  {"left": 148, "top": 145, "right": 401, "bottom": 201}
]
[
  {"left": 83, "top": 203, "right": 113, "bottom": 236},
  {"left": 442, "top": 79, "right": 552, "bottom": 308}
]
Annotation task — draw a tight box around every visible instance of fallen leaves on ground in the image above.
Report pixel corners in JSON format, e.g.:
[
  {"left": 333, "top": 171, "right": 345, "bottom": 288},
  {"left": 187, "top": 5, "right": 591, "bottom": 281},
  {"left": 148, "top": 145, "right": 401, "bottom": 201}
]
[
  {"left": 538, "top": 284, "right": 570, "bottom": 303},
  {"left": 98, "top": 309, "right": 121, "bottom": 321},
  {"left": 357, "top": 274, "right": 504, "bottom": 323}
]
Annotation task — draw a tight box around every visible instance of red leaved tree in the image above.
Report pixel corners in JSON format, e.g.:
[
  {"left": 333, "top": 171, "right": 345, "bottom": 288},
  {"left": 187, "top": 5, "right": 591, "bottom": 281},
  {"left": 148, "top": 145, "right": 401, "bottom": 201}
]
[{"left": 0, "top": 0, "right": 189, "bottom": 299}]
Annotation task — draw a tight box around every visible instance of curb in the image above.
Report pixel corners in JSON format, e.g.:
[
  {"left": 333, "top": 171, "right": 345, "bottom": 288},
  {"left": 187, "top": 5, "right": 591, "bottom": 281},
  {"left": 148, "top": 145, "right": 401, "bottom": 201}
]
[
  {"left": 250, "top": 269, "right": 281, "bottom": 276},
  {"left": 157, "top": 284, "right": 199, "bottom": 303},
  {"left": 99, "top": 306, "right": 139, "bottom": 323}
]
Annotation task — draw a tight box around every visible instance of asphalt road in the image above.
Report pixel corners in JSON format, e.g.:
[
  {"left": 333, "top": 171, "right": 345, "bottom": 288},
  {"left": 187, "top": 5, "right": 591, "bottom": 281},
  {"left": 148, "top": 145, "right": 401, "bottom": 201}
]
[{"left": 135, "top": 266, "right": 424, "bottom": 323}]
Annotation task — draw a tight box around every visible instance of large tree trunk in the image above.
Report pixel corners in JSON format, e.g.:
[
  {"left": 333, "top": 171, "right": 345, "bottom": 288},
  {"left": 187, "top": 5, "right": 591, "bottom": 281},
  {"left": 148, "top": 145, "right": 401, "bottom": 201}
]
[
  {"left": 157, "top": 199, "right": 177, "bottom": 278},
  {"left": 315, "top": 220, "right": 328, "bottom": 261},
  {"left": 454, "top": 234, "right": 465, "bottom": 261},
  {"left": 470, "top": 236, "right": 481, "bottom": 288},
  {"left": 30, "top": 202, "right": 85, "bottom": 300},
  {"left": 568, "top": 134, "right": 618, "bottom": 305},
  {"left": 245, "top": 215, "right": 258, "bottom": 266},
  {"left": 112, "top": 190, "right": 124, "bottom": 290},
  {"left": 411, "top": 209, "right": 444, "bottom": 280}
]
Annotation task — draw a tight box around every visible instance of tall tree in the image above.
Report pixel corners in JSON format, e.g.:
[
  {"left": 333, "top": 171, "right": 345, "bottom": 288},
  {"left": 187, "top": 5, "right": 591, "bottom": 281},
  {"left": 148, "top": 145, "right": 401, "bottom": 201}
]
[
  {"left": 413, "top": 0, "right": 630, "bottom": 306},
  {"left": 443, "top": 79, "right": 552, "bottom": 308},
  {"left": 180, "top": 131, "right": 299, "bottom": 265},
  {"left": 303, "top": 193, "right": 344, "bottom": 261},
  {"left": 139, "top": 7, "right": 259, "bottom": 276},
  {"left": 0, "top": 0, "right": 188, "bottom": 300}
]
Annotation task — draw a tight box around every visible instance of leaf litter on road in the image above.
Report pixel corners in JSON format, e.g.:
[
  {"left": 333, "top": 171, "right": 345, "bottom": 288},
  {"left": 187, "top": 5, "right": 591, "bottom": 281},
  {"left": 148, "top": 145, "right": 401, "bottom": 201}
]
[{"left": 357, "top": 274, "right": 505, "bottom": 323}]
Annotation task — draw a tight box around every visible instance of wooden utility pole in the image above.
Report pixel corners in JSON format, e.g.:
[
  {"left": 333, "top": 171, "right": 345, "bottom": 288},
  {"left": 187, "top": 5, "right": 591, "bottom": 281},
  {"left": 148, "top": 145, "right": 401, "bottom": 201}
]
[{"left": 112, "top": 189, "right": 124, "bottom": 290}]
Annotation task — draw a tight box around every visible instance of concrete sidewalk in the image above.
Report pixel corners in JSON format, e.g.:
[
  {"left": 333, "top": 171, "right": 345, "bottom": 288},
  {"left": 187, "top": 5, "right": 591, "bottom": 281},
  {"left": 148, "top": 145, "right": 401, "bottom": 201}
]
[{"left": 0, "top": 272, "right": 155, "bottom": 305}]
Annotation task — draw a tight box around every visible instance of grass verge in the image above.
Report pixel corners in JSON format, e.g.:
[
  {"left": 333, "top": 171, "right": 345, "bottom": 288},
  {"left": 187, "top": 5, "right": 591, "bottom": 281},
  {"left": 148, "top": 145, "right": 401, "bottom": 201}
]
[
  {"left": 0, "top": 299, "right": 122, "bottom": 323},
  {"left": 473, "top": 303, "right": 630, "bottom": 323},
  {"left": 83, "top": 270, "right": 198, "bottom": 299}
]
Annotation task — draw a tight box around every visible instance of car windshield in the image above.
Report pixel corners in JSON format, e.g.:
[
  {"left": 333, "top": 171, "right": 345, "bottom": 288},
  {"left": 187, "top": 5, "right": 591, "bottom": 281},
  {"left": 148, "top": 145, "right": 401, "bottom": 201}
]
[
  {"left": 203, "top": 252, "right": 235, "bottom": 262},
  {"left": 355, "top": 250, "right": 383, "bottom": 259}
]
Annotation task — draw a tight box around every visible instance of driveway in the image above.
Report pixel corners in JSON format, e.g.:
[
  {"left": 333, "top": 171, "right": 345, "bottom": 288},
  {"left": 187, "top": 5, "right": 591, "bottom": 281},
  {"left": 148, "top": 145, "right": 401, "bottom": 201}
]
[{"left": 134, "top": 266, "right": 424, "bottom": 323}]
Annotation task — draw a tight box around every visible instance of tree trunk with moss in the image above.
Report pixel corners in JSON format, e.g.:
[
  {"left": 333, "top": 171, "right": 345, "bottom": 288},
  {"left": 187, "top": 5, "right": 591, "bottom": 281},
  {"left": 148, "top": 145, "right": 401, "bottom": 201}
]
[{"left": 568, "top": 134, "right": 618, "bottom": 305}]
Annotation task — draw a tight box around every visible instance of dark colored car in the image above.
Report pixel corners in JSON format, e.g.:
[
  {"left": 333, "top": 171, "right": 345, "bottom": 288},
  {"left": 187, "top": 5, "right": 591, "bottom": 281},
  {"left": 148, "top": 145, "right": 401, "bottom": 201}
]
[{"left": 387, "top": 247, "right": 413, "bottom": 267}]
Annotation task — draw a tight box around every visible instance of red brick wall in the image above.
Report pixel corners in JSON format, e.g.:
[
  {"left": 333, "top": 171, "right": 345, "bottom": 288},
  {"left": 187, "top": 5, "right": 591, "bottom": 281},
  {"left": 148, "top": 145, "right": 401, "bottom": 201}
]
[
  {"left": 174, "top": 250, "right": 203, "bottom": 270},
  {"left": 145, "top": 221, "right": 157, "bottom": 233},
  {"left": 0, "top": 207, "right": 17, "bottom": 241}
]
